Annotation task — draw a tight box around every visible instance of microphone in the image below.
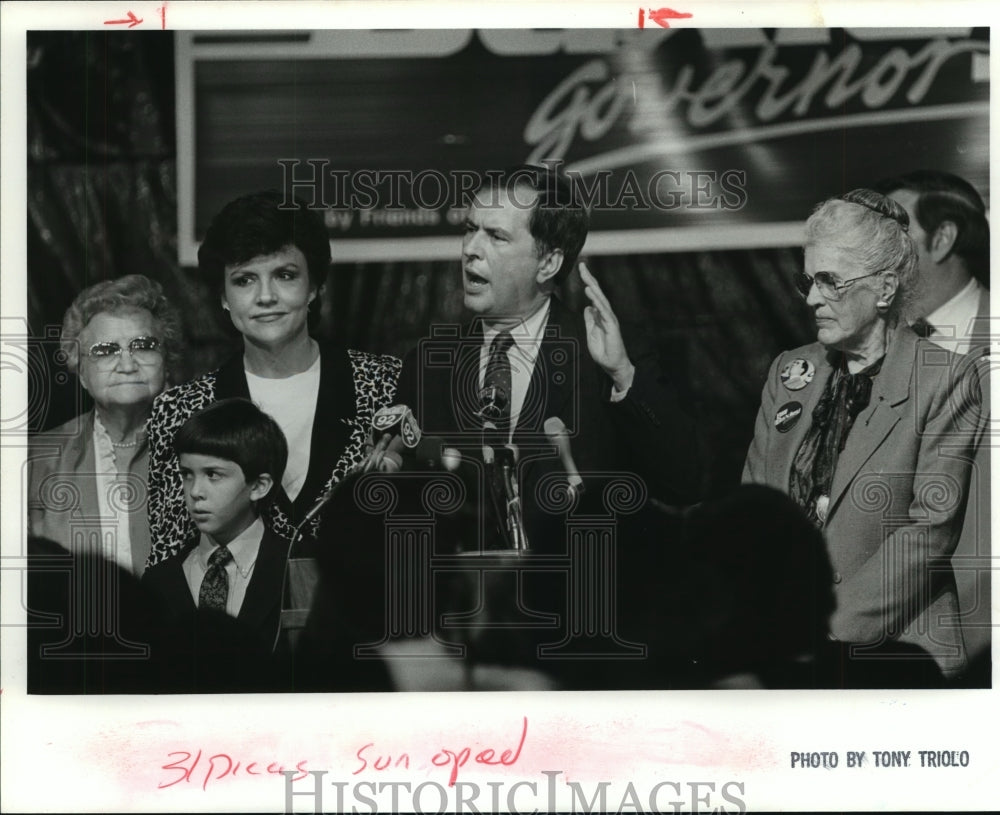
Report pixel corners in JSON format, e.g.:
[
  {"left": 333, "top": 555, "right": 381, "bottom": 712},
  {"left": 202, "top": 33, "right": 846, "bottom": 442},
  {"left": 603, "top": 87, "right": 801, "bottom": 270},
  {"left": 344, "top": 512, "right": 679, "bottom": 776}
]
[
  {"left": 477, "top": 385, "right": 509, "bottom": 425},
  {"left": 307, "top": 405, "right": 426, "bottom": 519},
  {"left": 440, "top": 447, "right": 462, "bottom": 472},
  {"left": 481, "top": 416, "right": 499, "bottom": 460},
  {"left": 366, "top": 404, "right": 422, "bottom": 472},
  {"left": 373, "top": 404, "right": 422, "bottom": 447},
  {"left": 544, "top": 416, "right": 585, "bottom": 497},
  {"left": 381, "top": 435, "right": 406, "bottom": 473},
  {"left": 404, "top": 435, "right": 463, "bottom": 472},
  {"left": 298, "top": 484, "right": 337, "bottom": 528}
]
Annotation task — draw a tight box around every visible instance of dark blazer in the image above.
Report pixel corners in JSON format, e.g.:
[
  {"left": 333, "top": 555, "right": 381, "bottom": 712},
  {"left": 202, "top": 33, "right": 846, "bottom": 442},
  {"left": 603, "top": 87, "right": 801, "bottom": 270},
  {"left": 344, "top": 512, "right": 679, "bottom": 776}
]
[
  {"left": 28, "top": 410, "right": 151, "bottom": 575},
  {"left": 141, "top": 526, "right": 290, "bottom": 690},
  {"left": 394, "top": 296, "right": 701, "bottom": 552},
  {"left": 146, "top": 345, "right": 400, "bottom": 567},
  {"left": 743, "top": 323, "right": 987, "bottom": 678}
]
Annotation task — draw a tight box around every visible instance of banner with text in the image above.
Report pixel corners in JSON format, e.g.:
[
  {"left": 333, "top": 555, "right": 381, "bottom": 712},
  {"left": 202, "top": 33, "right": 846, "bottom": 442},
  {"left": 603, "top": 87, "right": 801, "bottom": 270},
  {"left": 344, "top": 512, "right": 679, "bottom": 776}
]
[{"left": 178, "top": 28, "right": 989, "bottom": 262}]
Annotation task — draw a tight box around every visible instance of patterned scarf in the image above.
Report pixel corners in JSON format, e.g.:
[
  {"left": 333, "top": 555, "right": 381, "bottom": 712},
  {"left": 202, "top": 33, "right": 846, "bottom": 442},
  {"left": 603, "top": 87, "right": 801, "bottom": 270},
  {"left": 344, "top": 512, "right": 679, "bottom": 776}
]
[{"left": 789, "top": 354, "right": 884, "bottom": 526}]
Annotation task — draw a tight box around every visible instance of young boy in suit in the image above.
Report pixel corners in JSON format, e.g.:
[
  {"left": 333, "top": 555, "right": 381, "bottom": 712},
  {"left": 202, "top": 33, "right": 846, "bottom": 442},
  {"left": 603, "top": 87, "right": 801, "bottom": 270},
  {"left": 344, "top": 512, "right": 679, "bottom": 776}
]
[{"left": 142, "top": 398, "right": 291, "bottom": 691}]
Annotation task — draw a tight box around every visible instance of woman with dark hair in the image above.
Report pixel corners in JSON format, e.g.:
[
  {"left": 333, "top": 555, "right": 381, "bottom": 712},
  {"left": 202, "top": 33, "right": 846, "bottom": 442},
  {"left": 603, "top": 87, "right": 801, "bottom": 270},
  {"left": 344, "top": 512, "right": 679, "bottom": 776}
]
[
  {"left": 743, "top": 189, "right": 987, "bottom": 680},
  {"left": 28, "top": 274, "right": 185, "bottom": 576},
  {"left": 146, "top": 191, "right": 400, "bottom": 567}
]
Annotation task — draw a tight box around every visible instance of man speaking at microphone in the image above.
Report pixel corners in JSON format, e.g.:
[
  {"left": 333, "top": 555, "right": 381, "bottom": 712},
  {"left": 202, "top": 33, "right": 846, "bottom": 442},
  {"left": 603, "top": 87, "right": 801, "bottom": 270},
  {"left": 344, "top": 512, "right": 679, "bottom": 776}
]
[
  {"left": 317, "top": 164, "right": 701, "bottom": 690},
  {"left": 394, "top": 164, "right": 700, "bottom": 553}
]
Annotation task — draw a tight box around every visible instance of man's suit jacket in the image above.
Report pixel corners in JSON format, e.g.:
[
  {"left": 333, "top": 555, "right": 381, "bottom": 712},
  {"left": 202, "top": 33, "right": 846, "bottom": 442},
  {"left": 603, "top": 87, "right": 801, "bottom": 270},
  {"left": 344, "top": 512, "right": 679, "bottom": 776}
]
[
  {"left": 28, "top": 410, "right": 151, "bottom": 575},
  {"left": 394, "top": 296, "right": 701, "bottom": 553},
  {"left": 743, "top": 323, "right": 987, "bottom": 678},
  {"left": 141, "top": 527, "right": 289, "bottom": 690}
]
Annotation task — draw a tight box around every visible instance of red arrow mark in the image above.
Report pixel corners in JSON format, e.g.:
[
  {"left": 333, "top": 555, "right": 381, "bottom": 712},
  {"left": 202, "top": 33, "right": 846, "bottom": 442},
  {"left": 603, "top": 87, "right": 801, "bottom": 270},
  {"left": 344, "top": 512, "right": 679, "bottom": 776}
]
[
  {"left": 647, "top": 7, "right": 693, "bottom": 28},
  {"left": 104, "top": 10, "right": 143, "bottom": 27}
]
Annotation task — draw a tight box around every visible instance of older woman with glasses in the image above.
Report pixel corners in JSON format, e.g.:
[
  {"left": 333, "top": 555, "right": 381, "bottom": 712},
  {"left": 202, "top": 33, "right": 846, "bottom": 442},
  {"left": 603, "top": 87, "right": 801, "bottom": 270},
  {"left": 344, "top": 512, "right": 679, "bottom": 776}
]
[
  {"left": 28, "top": 274, "right": 185, "bottom": 576},
  {"left": 743, "top": 189, "right": 987, "bottom": 680}
]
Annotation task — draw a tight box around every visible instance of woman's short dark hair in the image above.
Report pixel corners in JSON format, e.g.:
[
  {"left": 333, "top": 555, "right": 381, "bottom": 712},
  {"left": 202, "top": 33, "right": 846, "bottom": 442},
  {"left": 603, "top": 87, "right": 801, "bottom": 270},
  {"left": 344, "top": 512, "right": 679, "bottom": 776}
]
[
  {"left": 60, "top": 274, "right": 185, "bottom": 386},
  {"left": 173, "top": 398, "right": 288, "bottom": 494},
  {"left": 197, "top": 190, "right": 331, "bottom": 326},
  {"left": 474, "top": 165, "right": 590, "bottom": 285}
]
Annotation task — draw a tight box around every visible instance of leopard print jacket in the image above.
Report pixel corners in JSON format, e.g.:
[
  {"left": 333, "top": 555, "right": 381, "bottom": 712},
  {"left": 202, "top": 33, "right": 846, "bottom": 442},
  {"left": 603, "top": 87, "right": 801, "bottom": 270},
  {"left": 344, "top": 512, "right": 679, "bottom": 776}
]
[{"left": 146, "top": 348, "right": 401, "bottom": 567}]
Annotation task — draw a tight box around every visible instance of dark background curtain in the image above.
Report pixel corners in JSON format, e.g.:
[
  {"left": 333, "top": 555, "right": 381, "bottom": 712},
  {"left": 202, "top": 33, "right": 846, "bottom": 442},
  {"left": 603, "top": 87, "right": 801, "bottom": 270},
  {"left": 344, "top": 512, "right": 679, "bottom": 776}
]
[{"left": 26, "top": 31, "right": 815, "bottom": 497}]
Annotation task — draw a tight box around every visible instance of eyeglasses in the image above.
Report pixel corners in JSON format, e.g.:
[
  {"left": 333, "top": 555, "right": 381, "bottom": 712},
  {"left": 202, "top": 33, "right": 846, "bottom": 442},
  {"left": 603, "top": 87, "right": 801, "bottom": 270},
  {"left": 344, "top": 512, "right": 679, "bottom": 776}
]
[
  {"left": 794, "top": 270, "right": 882, "bottom": 301},
  {"left": 85, "top": 336, "right": 162, "bottom": 367}
]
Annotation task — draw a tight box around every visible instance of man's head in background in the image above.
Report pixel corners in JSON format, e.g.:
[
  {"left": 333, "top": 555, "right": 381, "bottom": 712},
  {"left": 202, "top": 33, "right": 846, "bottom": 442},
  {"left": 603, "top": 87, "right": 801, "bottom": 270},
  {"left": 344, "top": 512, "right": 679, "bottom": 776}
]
[{"left": 875, "top": 170, "right": 989, "bottom": 318}]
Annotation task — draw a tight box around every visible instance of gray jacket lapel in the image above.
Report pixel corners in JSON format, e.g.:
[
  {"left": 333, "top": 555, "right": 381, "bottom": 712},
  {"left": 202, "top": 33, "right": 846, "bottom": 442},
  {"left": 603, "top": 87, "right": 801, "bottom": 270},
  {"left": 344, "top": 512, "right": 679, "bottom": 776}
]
[{"left": 828, "top": 325, "right": 914, "bottom": 513}]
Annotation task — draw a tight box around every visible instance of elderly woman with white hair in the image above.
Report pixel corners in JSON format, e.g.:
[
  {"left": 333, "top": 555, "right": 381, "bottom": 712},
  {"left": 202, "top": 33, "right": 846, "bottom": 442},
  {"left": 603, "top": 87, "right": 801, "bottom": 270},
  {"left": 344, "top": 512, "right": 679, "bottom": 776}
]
[
  {"left": 28, "top": 274, "right": 184, "bottom": 576},
  {"left": 743, "top": 189, "right": 987, "bottom": 680}
]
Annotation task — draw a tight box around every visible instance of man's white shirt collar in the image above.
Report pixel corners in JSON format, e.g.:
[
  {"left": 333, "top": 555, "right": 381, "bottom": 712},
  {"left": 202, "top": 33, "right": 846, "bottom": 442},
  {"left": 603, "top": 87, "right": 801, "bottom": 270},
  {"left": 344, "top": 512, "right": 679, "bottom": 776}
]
[
  {"left": 481, "top": 297, "right": 552, "bottom": 364},
  {"left": 925, "top": 277, "right": 981, "bottom": 338}
]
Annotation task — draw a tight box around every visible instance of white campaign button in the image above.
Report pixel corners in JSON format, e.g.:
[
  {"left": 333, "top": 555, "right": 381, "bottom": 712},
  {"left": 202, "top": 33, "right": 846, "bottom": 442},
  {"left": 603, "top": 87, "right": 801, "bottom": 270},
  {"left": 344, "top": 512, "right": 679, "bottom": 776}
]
[{"left": 780, "top": 358, "right": 816, "bottom": 391}]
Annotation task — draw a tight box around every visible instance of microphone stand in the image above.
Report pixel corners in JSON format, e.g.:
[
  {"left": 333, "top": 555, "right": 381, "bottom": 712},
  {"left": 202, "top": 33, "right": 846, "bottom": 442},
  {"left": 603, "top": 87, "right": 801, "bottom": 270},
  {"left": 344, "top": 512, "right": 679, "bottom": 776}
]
[
  {"left": 271, "top": 489, "right": 333, "bottom": 655},
  {"left": 480, "top": 434, "right": 512, "bottom": 550},
  {"left": 499, "top": 446, "right": 529, "bottom": 552},
  {"left": 270, "top": 448, "right": 372, "bottom": 654},
  {"left": 272, "top": 407, "right": 421, "bottom": 652}
]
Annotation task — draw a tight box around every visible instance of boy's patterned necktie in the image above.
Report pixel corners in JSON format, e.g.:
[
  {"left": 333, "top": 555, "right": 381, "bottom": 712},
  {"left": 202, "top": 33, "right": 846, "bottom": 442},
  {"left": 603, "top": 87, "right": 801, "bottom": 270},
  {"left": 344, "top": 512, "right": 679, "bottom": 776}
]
[{"left": 199, "top": 545, "right": 233, "bottom": 611}]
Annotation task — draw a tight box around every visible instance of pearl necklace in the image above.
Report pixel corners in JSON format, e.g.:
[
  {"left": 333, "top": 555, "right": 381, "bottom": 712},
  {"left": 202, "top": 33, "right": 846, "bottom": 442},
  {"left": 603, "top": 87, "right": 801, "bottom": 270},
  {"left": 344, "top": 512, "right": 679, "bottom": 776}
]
[{"left": 111, "top": 433, "right": 146, "bottom": 449}]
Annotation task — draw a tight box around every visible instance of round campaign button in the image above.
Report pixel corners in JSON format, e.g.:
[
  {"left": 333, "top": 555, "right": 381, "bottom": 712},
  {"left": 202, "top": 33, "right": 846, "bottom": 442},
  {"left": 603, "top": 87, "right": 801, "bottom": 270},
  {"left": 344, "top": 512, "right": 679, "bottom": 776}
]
[
  {"left": 780, "top": 358, "right": 815, "bottom": 391},
  {"left": 774, "top": 401, "right": 803, "bottom": 433}
]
